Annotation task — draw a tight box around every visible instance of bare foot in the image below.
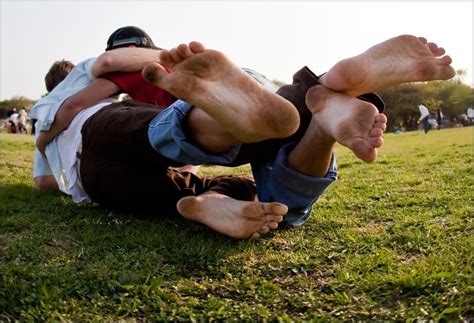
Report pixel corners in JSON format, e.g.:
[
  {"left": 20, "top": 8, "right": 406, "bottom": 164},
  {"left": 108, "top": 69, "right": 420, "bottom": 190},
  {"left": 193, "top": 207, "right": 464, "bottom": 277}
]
[
  {"left": 142, "top": 41, "right": 300, "bottom": 143},
  {"left": 306, "top": 86, "right": 387, "bottom": 163},
  {"left": 176, "top": 193, "right": 288, "bottom": 240},
  {"left": 320, "top": 35, "right": 456, "bottom": 97}
]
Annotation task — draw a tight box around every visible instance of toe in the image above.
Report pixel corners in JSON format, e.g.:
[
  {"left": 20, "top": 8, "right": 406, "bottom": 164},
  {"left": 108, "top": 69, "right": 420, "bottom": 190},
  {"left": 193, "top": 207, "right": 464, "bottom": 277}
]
[
  {"left": 158, "top": 50, "right": 176, "bottom": 69},
  {"left": 266, "top": 202, "right": 288, "bottom": 216},
  {"left": 352, "top": 139, "right": 377, "bottom": 163},
  {"left": 427, "top": 42, "right": 446, "bottom": 58},
  {"left": 373, "top": 122, "right": 387, "bottom": 132},
  {"left": 169, "top": 48, "right": 182, "bottom": 64},
  {"left": 142, "top": 63, "right": 168, "bottom": 86},
  {"left": 369, "top": 128, "right": 383, "bottom": 137},
  {"left": 267, "top": 221, "right": 279, "bottom": 230},
  {"left": 258, "top": 226, "right": 270, "bottom": 235},
  {"left": 427, "top": 42, "right": 439, "bottom": 53},
  {"left": 418, "top": 37, "right": 428, "bottom": 44},
  {"left": 436, "top": 55, "right": 453, "bottom": 66},
  {"left": 377, "top": 124, "right": 387, "bottom": 132},
  {"left": 177, "top": 44, "right": 194, "bottom": 59},
  {"left": 189, "top": 41, "right": 207, "bottom": 53},
  {"left": 438, "top": 65, "right": 456, "bottom": 80},
  {"left": 249, "top": 232, "right": 260, "bottom": 240},
  {"left": 433, "top": 47, "right": 446, "bottom": 57},
  {"left": 375, "top": 114, "right": 388, "bottom": 123},
  {"left": 266, "top": 214, "right": 283, "bottom": 223},
  {"left": 369, "top": 136, "right": 383, "bottom": 148}
]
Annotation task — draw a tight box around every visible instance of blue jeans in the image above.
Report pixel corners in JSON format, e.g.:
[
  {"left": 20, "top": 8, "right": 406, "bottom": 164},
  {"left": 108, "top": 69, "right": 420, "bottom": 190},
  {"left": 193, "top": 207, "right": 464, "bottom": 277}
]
[
  {"left": 421, "top": 116, "right": 430, "bottom": 133},
  {"left": 148, "top": 100, "right": 337, "bottom": 227}
]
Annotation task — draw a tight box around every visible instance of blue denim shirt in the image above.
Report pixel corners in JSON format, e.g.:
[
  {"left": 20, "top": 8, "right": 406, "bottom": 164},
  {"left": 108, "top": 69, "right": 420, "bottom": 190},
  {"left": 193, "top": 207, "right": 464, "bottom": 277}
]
[{"left": 30, "top": 58, "right": 96, "bottom": 183}]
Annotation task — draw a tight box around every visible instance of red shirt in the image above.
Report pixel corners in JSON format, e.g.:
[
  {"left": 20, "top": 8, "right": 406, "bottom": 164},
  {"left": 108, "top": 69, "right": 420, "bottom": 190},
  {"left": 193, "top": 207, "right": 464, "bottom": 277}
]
[{"left": 102, "top": 70, "right": 176, "bottom": 107}]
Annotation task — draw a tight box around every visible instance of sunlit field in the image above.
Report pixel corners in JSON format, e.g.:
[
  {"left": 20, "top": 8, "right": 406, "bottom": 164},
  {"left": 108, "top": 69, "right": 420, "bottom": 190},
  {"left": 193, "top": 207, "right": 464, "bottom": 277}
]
[{"left": 1, "top": 127, "right": 472, "bottom": 320}]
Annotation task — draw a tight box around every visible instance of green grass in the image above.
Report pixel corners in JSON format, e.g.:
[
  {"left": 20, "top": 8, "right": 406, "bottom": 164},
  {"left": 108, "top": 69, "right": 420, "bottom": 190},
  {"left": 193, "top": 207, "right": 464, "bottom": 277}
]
[{"left": 1, "top": 128, "right": 473, "bottom": 321}]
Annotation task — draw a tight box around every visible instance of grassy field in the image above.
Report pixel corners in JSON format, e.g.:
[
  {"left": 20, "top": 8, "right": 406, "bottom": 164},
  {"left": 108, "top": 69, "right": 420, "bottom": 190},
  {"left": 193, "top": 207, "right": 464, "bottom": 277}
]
[{"left": 0, "top": 127, "right": 473, "bottom": 321}]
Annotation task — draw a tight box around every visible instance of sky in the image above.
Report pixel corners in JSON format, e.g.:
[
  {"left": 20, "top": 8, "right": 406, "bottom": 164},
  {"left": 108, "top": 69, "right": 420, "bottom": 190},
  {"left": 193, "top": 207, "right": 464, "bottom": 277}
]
[{"left": 1, "top": 1, "right": 473, "bottom": 101}]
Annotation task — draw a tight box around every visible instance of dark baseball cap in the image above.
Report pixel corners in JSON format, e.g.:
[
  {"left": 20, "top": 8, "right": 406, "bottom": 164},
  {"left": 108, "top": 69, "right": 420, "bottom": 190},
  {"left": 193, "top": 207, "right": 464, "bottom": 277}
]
[{"left": 106, "top": 26, "right": 160, "bottom": 51}]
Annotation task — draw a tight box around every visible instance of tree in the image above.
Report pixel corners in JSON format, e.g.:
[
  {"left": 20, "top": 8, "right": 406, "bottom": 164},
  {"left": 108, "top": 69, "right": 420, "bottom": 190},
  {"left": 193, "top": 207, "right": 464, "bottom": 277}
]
[
  {"left": 379, "top": 71, "right": 474, "bottom": 131},
  {"left": 0, "top": 96, "right": 37, "bottom": 119},
  {"left": 379, "top": 84, "right": 424, "bottom": 131}
]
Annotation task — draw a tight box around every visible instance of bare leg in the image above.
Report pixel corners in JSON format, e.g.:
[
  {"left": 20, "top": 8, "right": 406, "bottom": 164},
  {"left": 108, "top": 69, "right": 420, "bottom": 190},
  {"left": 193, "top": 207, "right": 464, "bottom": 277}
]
[
  {"left": 319, "top": 35, "right": 455, "bottom": 97},
  {"left": 143, "top": 42, "right": 300, "bottom": 146},
  {"left": 176, "top": 191, "right": 287, "bottom": 240},
  {"left": 288, "top": 86, "right": 387, "bottom": 174},
  {"left": 184, "top": 108, "right": 242, "bottom": 153}
]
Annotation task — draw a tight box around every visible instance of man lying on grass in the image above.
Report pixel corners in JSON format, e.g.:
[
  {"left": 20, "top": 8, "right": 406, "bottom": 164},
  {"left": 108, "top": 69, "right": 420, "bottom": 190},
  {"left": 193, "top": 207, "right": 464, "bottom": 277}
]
[
  {"left": 31, "top": 32, "right": 455, "bottom": 239},
  {"left": 32, "top": 26, "right": 291, "bottom": 240}
]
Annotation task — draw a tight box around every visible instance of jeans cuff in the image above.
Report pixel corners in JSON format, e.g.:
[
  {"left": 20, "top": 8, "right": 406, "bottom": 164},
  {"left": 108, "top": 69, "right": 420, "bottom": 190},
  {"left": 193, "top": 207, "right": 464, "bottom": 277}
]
[
  {"left": 271, "top": 143, "right": 337, "bottom": 203},
  {"left": 148, "top": 100, "right": 241, "bottom": 165}
]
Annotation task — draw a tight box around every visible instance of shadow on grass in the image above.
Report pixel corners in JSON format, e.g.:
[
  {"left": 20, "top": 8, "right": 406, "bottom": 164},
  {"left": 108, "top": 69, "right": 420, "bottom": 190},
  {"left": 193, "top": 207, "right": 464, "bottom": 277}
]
[
  {"left": 3, "top": 184, "right": 268, "bottom": 320},
  {"left": 1, "top": 183, "right": 254, "bottom": 273}
]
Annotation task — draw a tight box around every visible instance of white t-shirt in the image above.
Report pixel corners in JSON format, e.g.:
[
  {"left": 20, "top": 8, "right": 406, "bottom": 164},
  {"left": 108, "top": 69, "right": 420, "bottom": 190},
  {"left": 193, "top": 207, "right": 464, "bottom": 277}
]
[
  {"left": 419, "top": 104, "right": 430, "bottom": 120},
  {"left": 19, "top": 109, "right": 27, "bottom": 124},
  {"left": 9, "top": 113, "right": 19, "bottom": 125},
  {"left": 56, "top": 102, "right": 110, "bottom": 203}
]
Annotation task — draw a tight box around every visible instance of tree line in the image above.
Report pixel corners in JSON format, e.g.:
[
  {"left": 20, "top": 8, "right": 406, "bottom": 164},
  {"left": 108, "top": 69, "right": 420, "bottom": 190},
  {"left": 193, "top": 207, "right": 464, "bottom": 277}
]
[
  {"left": 0, "top": 96, "right": 37, "bottom": 119},
  {"left": 378, "top": 71, "right": 474, "bottom": 131}
]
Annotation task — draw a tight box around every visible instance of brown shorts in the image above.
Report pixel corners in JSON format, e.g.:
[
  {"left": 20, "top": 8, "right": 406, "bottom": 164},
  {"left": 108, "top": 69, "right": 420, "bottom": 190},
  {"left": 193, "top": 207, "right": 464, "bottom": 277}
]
[{"left": 80, "top": 100, "right": 256, "bottom": 214}]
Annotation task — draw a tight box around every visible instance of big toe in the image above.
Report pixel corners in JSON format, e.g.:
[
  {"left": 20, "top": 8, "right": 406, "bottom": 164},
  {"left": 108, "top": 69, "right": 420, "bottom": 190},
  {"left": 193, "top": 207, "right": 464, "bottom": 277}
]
[
  {"left": 142, "top": 62, "right": 168, "bottom": 86},
  {"left": 265, "top": 202, "right": 288, "bottom": 216},
  {"left": 369, "top": 136, "right": 383, "bottom": 148},
  {"left": 189, "top": 41, "right": 207, "bottom": 53},
  {"left": 351, "top": 139, "right": 377, "bottom": 163}
]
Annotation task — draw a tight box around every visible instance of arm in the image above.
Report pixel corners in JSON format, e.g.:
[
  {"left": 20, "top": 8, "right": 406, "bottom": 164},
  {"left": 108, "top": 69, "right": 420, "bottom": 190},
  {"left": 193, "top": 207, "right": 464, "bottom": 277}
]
[
  {"left": 33, "top": 148, "right": 59, "bottom": 191},
  {"left": 36, "top": 78, "right": 119, "bottom": 155},
  {"left": 91, "top": 47, "right": 162, "bottom": 78}
]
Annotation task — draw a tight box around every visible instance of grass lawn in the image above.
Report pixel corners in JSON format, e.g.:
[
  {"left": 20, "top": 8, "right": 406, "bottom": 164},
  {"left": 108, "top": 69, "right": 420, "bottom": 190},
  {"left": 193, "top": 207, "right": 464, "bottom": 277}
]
[{"left": 0, "top": 127, "right": 473, "bottom": 321}]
